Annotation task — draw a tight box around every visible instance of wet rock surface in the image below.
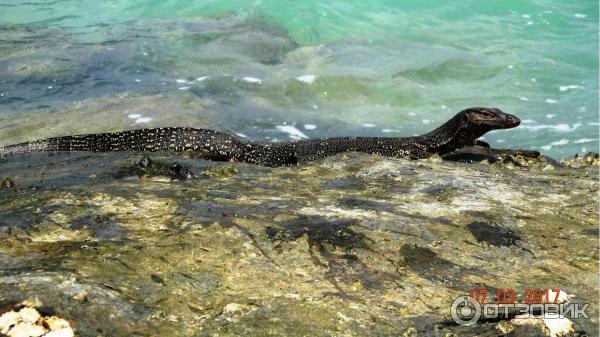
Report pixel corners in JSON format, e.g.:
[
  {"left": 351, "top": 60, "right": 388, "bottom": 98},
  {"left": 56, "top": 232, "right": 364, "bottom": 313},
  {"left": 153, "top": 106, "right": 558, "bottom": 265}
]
[{"left": 0, "top": 152, "right": 597, "bottom": 336}]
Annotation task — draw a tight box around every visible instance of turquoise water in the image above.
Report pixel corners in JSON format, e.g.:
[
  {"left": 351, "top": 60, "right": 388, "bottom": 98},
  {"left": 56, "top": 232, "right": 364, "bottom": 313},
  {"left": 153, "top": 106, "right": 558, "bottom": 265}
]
[{"left": 0, "top": 0, "right": 598, "bottom": 158}]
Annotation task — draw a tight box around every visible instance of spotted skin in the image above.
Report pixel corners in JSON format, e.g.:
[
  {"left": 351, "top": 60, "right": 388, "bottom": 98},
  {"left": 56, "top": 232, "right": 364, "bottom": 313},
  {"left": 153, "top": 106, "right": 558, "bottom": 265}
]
[{"left": 0, "top": 107, "right": 520, "bottom": 167}]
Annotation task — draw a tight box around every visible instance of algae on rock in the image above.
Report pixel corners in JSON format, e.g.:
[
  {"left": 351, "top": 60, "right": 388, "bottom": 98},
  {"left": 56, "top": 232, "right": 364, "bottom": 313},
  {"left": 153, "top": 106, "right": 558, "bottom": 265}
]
[{"left": 0, "top": 152, "right": 597, "bottom": 336}]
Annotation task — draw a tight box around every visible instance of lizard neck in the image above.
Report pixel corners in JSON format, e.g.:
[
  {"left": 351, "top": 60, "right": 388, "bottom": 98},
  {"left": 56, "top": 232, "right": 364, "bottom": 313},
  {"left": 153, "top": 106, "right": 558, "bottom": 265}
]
[{"left": 415, "top": 114, "right": 486, "bottom": 155}]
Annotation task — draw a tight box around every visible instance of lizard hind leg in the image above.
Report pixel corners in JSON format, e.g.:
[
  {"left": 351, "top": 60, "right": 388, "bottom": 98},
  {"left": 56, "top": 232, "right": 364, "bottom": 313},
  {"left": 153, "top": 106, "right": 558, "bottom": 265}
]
[{"left": 405, "top": 144, "right": 431, "bottom": 160}]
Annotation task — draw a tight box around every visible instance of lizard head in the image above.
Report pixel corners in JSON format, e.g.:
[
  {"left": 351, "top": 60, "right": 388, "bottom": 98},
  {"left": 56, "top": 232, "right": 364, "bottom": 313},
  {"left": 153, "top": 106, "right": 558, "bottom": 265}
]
[
  {"left": 460, "top": 107, "right": 520, "bottom": 130},
  {"left": 420, "top": 107, "right": 521, "bottom": 156}
]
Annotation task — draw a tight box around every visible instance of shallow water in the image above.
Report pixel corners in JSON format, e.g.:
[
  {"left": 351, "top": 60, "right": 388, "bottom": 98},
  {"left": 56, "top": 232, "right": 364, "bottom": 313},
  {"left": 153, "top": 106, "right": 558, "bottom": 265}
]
[{"left": 0, "top": 0, "right": 598, "bottom": 158}]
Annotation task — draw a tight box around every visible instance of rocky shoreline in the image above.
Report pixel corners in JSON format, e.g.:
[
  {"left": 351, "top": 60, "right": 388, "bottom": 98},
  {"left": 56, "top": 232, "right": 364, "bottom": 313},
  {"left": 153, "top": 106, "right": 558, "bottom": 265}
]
[{"left": 0, "top": 151, "right": 598, "bottom": 336}]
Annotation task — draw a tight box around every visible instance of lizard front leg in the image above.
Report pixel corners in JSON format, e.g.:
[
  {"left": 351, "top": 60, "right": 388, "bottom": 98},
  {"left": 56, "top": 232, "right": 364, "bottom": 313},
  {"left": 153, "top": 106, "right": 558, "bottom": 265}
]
[{"left": 472, "top": 139, "right": 490, "bottom": 148}]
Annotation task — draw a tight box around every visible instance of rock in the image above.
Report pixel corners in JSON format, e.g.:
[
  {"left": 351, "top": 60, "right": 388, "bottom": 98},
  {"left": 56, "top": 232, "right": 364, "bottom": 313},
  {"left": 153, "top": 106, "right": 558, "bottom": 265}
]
[
  {"left": 43, "top": 328, "right": 75, "bottom": 337},
  {"left": 427, "top": 153, "right": 443, "bottom": 163},
  {"left": 402, "top": 327, "right": 418, "bottom": 337},
  {"left": 495, "top": 321, "right": 514, "bottom": 334},
  {"left": 115, "top": 156, "right": 194, "bottom": 180},
  {"left": 222, "top": 303, "right": 246, "bottom": 315},
  {"left": 512, "top": 315, "right": 574, "bottom": 337},
  {"left": 72, "top": 292, "right": 87, "bottom": 303},
  {"left": 1, "top": 177, "right": 15, "bottom": 188},
  {"left": 0, "top": 311, "right": 20, "bottom": 334},
  {"left": 42, "top": 316, "right": 71, "bottom": 331},
  {"left": 0, "top": 305, "right": 73, "bottom": 337},
  {"left": 543, "top": 315, "right": 574, "bottom": 337},
  {"left": 6, "top": 322, "right": 46, "bottom": 337},
  {"left": 561, "top": 152, "right": 600, "bottom": 168},
  {"left": 18, "top": 298, "right": 43, "bottom": 309},
  {"left": 202, "top": 164, "right": 239, "bottom": 178},
  {"left": 0, "top": 152, "right": 596, "bottom": 336},
  {"left": 17, "top": 307, "right": 41, "bottom": 324}
]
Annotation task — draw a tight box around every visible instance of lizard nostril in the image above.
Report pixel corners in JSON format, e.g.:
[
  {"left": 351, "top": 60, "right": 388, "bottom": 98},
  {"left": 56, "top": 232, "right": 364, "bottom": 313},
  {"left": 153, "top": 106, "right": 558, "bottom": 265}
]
[{"left": 508, "top": 115, "right": 520, "bottom": 126}]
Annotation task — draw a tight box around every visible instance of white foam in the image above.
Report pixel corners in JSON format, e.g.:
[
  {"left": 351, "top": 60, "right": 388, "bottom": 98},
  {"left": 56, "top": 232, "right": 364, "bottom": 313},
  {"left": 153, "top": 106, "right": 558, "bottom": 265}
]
[
  {"left": 574, "top": 13, "right": 587, "bottom": 18},
  {"left": 135, "top": 117, "right": 153, "bottom": 124},
  {"left": 276, "top": 125, "right": 308, "bottom": 140},
  {"left": 242, "top": 77, "right": 262, "bottom": 84},
  {"left": 518, "top": 96, "right": 529, "bottom": 101},
  {"left": 527, "top": 20, "right": 534, "bottom": 25},
  {"left": 531, "top": 78, "right": 537, "bottom": 82},
  {"left": 408, "top": 112, "right": 417, "bottom": 116},
  {"left": 295, "top": 75, "right": 317, "bottom": 84},
  {"left": 496, "top": 139, "right": 505, "bottom": 143},
  {"left": 574, "top": 138, "right": 597, "bottom": 144},
  {"left": 508, "top": 64, "right": 514, "bottom": 69},
  {"left": 520, "top": 123, "right": 579, "bottom": 132},
  {"left": 546, "top": 114, "right": 555, "bottom": 119},
  {"left": 176, "top": 79, "right": 188, "bottom": 83},
  {"left": 178, "top": 86, "right": 190, "bottom": 90},
  {"left": 303, "top": 124, "right": 317, "bottom": 130},
  {"left": 522, "top": 14, "right": 531, "bottom": 18},
  {"left": 312, "top": 104, "right": 318, "bottom": 109},
  {"left": 235, "top": 133, "right": 247, "bottom": 138},
  {"left": 588, "top": 122, "right": 599, "bottom": 126},
  {"left": 381, "top": 129, "right": 399, "bottom": 133},
  {"left": 578, "top": 106, "right": 587, "bottom": 112},
  {"left": 196, "top": 76, "right": 209, "bottom": 81},
  {"left": 545, "top": 98, "right": 558, "bottom": 104},
  {"left": 128, "top": 114, "right": 142, "bottom": 119},
  {"left": 522, "top": 119, "right": 537, "bottom": 124},
  {"left": 550, "top": 139, "right": 569, "bottom": 146},
  {"left": 559, "top": 85, "right": 583, "bottom": 91},
  {"left": 134, "top": 79, "right": 141, "bottom": 82},
  {"left": 421, "top": 119, "right": 431, "bottom": 124},
  {"left": 363, "top": 123, "right": 376, "bottom": 128},
  {"left": 440, "top": 105, "right": 447, "bottom": 109},
  {"left": 541, "top": 145, "right": 552, "bottom": 151}
]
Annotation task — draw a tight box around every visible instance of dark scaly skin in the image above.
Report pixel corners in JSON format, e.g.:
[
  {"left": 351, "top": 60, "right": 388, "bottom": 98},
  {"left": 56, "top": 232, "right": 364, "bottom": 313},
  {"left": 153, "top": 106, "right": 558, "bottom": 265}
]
[{"left": 0, "top": 107, "right": 521, "bottom": 167}]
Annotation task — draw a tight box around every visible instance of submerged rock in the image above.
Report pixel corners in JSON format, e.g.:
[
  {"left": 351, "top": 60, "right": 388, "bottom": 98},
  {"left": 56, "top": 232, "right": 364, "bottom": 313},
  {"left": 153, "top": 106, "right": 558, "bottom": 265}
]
[{"left": 0, "top": 151, "right": 597, "bottom": 336}]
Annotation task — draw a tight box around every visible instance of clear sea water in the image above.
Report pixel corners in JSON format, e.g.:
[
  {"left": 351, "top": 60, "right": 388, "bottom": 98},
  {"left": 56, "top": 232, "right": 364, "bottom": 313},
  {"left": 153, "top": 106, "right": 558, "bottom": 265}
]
[{"left": 0, "top": 0, "right": 597, "bottom": 158}]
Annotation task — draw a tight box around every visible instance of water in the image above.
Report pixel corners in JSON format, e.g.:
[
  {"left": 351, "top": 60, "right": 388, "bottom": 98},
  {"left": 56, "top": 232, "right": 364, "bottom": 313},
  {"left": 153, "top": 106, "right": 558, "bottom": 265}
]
[{"left": 0, "top": 0, "right": 597, "bottom": 158}]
